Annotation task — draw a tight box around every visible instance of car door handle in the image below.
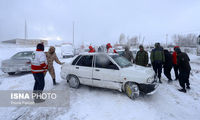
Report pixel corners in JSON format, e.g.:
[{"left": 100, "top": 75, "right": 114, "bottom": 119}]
[
  {"left": 75, "top": 67, "right": 79, "bottom": 69},
  {"left": 95, "top": 69, "right": 100, "bottom": 71}
]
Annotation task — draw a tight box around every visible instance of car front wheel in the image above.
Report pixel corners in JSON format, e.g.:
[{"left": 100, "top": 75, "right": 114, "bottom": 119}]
[
  {"left": 8, "top": 72, "right": 15, "bottom": 75},
  {"left": 125, "top": 82, "right": 139, "bottom": 99},
  {"left": 68, "top": 75, "right": 80, "bottom": 88}
]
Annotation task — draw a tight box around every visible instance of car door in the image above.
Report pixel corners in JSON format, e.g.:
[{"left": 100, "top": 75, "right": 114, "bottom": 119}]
[
  {"left": 74, "top": 55, "right": 93, "bottom": 86},
  {"left": 92, "top": 54, "right": 122, "bottom": 90}
]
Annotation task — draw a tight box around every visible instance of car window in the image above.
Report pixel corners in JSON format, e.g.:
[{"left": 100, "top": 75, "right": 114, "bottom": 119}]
[
  {"left": 12, "top": 52, "right": 33, "bottom": 58},
  {"left": 111, "top": 55, "right": 133, "bottom": 68},
  {"left": 76, "top": 55, "right": 93, "bottom": 67},
  {"left": 95, "top": 54, "right": 119, "bottom": 70},
  {"left": 72, "top": 55, "right": 81, "bottom": 65}
]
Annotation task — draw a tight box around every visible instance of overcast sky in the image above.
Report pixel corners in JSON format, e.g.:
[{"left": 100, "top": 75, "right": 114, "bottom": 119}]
[{"left": 0, "top": 0, "right": 200, "bottom": 46}]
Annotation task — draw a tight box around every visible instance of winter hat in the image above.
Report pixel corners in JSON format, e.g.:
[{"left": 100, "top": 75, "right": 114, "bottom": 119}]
[
  {"left": 155, "top": 43, "right": 160, "bottom": 48},
  {"left": 139, "top": 45, "right": 144, "bottom": 49},
  {"left": 174, "top": 46, "right": 180, "bottom": 50},
  {"left": 106, "top": 43, "right": 112, "bottom": 48},
  {"left": 36, "top": 43, "right": 44, "bottom": 51},
  {"left": 89, "top": 45, "right": 93, "bottom": 49},
  {"left": 174, "top": 47, "right": 181, "bottom": 53},
  {"left": 49, "top": 46, "right": 55, "bottom": 53}
]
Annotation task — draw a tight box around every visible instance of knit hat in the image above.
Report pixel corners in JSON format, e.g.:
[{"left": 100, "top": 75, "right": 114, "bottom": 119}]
[{"left": 36, "top": 43, "right": 44, "bottom": 51}]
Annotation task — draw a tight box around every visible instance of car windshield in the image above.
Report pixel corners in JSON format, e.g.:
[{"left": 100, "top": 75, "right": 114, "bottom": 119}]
[
  {"left": 111, "top": 55, "right": 133, "bottom": 68},
  {"left": 12, "top": 52, "right": 33, "bottom": 59}
]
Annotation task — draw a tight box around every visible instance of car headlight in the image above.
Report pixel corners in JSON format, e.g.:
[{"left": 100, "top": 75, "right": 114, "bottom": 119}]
[{"left": 146, "top": 76, "right": 154, "bottom": 83}]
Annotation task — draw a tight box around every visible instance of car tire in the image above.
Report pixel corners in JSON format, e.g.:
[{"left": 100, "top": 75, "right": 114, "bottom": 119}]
[
  {"left": 125, "top": 82, "right": 139, "bottom": 100},
  {"left": 8, "top": 72, "right": 15, "bottom": 75},
  {"left": 68, "top": 75, "right": 80, "bottom": 88}
]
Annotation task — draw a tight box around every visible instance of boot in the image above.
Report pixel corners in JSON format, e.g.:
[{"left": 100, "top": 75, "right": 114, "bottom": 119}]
[
  {"left": 34, "top": 98, "right": 45, "bottom": 103},
  {"left": 168, "top": 79, "right": 172, "bottom": 83},
  {"left": 159, "top": 78, "right": 162, "bottom": 84},
  {"left": 33, "top": 91, "right": 45, "bottom": 103},
  {"left": 186, "top": 86, "right": 190, "bottom": 89},
  {"left": 178, "top": 88, "right": 186, "bottom": 93},
  {"left": 53, "top": 79, "right": 59, "bottom": 85}
]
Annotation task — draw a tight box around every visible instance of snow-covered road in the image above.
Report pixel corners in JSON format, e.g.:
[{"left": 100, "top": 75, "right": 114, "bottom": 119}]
[{"left": 0, "top": 45, "right": 200, "bottom": 120}]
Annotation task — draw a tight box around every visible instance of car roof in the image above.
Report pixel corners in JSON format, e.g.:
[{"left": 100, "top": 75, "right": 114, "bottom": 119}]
[
  {"left": 79, "top": 52, "right": 118, "bottom": 56},
  {"left": 17, "top": 51, "right": 33, "bottom": 53}
]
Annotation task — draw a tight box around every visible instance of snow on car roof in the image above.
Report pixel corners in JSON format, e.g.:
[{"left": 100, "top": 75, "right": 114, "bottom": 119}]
[{"left": 79, "top": 52, "right": 118, "bottom": 56}]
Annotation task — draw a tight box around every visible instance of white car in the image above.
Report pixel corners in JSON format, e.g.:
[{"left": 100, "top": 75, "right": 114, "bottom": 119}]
[
  {"left": 61, "top": 53, "right": 158, "bottom": 99},
  {"left": 61, "top": 44, "right": 74, "bottom": 58}
]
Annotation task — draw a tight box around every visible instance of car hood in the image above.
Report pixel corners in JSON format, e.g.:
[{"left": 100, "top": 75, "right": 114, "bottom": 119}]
[{"left": 120, "top": 65, "right": 154, "bottom": 84}]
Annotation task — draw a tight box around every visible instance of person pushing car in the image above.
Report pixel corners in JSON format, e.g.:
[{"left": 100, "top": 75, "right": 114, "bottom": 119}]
[{"left": 45, "top": 46, "right": 64, "bottom": 85}]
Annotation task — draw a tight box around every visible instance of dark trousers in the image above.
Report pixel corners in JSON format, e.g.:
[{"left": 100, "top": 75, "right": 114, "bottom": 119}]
[
  {"left": 152, "top": 62, "right": 162, "bottom": 79},
  {"left": 164, "top": 66, "right": 172, "bottom": 80},
  {"left": 173, "top": 64, "right": 179, "bottom": 79},
  {"left": 33, "top": 73, "right": 45, "bottom": 92},
  {"left": 179, "top": 70, "right": 190, "bottom": 89}
]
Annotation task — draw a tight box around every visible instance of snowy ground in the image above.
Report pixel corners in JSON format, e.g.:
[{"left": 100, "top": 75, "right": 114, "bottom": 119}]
[{"left": 0, "top": 44, "right": 200, "bottom": 120}]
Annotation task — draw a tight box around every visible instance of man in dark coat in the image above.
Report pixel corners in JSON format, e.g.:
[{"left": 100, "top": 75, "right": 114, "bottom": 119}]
[
  {"left": 122, "top": 46, "right": 134, "bottom": 63},
  {"left": 150, "top": 43, "right": 165, "bottom": 83},
  {"left": 175, "top": 47, "right": 191, "bottom": 93},
  {"left": 163, "top": 49, "right": 173, "bottom": 83},
  {"left": 135, "top": 45, "right": 149, "bottom": 66}
]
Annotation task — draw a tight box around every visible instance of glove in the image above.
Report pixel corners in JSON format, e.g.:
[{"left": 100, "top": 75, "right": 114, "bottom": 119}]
[{"left": 61, "top": 62, "right": 65, "bottom": 65}]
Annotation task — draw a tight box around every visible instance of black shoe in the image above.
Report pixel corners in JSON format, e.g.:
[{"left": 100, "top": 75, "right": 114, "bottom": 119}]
[
  {"left": 159, "top": 80, "right": 162, "bottom": 84},
  {"left": 34, "top": 98, "right": 45, "bottom": 103},
  {"left": 178, "top": 89, "right": 186, "bottom": 93},
  {"left": 168, "top": 80, "right": 172, "bottom": 83},
  {"left": 186, "top": 86, "right": 190, "bottom": 89},
  {"left": 53, "top": 82, "right": 59, "bottom": 85}
]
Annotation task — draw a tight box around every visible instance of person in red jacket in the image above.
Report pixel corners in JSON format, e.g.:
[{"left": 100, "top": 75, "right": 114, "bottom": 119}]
[
  {"left": 172, "top": 46, "right": 179, "bottom": 80},
  {"left": 106, "top": 43, "right": 117, "bottom": 53},
  {"left": 88, "top": 45, "right": 95, "bottom": 53},
  {"left": 31, "top": 43, "right": 48, "bottom": 103}
]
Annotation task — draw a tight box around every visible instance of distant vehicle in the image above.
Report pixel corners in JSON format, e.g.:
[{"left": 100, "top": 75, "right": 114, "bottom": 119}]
[
  {"left": 61, "top": 44, "right": 74, "bottom": 58},
  {"left": 1, "top": 51, "right": 33, "bottom": 75},
  {"left": 61, "top": 53, "right": 158, "bottom": 99}
]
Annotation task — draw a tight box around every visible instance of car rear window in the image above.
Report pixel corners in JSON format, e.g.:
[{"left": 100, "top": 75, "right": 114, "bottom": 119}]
[
  {"left": 72, "top": 55, "right": 81, "bottom": 65},
  {"left": 76, "top": 55, "right": 93, "bottom": 67}
]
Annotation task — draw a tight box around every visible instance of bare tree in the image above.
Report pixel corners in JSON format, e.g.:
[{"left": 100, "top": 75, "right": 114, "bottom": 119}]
[{"left": 172, "top": 34, "right": 197, "bottom": 47}]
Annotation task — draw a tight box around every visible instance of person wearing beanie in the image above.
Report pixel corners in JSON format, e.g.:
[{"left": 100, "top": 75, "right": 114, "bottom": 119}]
[
  {"left": 150, "top": 43, "right": 165, "bottom": 83},
  {"left": 163, "top": 49, "right": 173, "bottom": 83},
  {"left": 122, "top": 46, "right": 134, "bottom": 63},
  {"left": 31, "top": 43, "right": 48, "bottom": 103},
  {"left": 45, "top": 46, "right": 64, "bottom": 85},
  {"left": 175, "top": 47, "right": 191, "bottom": 93},
  {"left": 135, "top": 45, "right": 149, "bottom": 66},
  {"left": 88, "top": 45, "right": 95, "bottom": 53},
  {"left": 106, "top": 43, "right": 117, "bottom": 53},
  {"left": 172, "top": 46, "right": 180, "bottom": 80}
]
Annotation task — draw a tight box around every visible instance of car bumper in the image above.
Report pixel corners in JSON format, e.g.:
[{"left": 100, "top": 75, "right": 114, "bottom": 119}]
[
  {"left": 138, "top": 83, "right": 159, "bottom": 95},
  {"left": 1, "top": 66, "right": 31, "bottom": 73}
]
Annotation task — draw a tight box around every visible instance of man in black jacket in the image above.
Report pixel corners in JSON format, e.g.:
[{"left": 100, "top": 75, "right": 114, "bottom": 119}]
[
  {"left": 163, "top": 50, "right": 173, "bottom": 83},
  {"left": 175, "top": 47, "right": 191, "bottom": 93}
]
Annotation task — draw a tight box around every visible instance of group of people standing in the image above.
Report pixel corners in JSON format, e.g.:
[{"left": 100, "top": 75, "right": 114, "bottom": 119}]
[
  {"left": 31, "top": 43, "right": 64, "bottom": 103},
  {"left": 101, "top": 42, "right": 191, "bottom": 93},
  {"left": 130, "top": 43, "right": 191, "bottom": 93}
]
